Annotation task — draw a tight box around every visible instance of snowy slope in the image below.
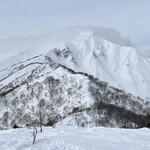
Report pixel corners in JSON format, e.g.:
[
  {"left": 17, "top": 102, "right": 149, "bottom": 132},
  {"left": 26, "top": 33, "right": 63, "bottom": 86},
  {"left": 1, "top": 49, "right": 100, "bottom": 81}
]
[
  {"left": 44, "top": 27, "right": 150, "bottom": 99},
  {"left": 0, "top": 26, "right": 150, "bottom": 129},
  {"left": 0, "top": 26, "right": 150, "bottom": 99},
  {"left": 0, "top": 52, "right": 149, "bottom": 129},
  {"left": 0, "top": 126, "right": 150, "bottom": 150}
]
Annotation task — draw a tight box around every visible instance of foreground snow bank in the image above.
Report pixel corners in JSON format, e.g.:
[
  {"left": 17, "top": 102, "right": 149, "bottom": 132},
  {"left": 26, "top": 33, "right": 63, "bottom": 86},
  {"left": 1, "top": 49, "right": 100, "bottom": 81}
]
[{"left": 0, "top": 127, "right": 150, "bottom": 150}]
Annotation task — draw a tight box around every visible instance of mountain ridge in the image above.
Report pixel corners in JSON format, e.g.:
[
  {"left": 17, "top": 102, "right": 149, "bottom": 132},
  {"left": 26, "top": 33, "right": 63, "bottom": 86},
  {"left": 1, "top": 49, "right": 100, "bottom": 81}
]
[
  {"left": 0, "top": 52, "right": 149, "bottom": 129},
  {"left": 0, "top": 27, "right": 150, "bottom": 99},
  {"left": 0, "top": 26, "right": 150, "bottom": 129}
]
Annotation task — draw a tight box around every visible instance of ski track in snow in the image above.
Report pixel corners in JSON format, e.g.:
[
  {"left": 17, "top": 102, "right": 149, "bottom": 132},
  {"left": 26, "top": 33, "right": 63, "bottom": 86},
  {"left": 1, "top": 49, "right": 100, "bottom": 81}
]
[{"left": 0, "top": 127, "right": 150, "bottom": 150}]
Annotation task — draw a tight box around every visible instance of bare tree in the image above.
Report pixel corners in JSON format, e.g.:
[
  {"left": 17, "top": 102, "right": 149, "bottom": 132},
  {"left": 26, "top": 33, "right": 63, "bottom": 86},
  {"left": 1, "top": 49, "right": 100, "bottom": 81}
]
[
  {"left": 38, "top": 99, "right": 46, "bottom": 132},
  {"left": 33, "top": 126, "right": 37, "bottom": 144},
  {"left": 3, "top": 111, "right": 9, "bottom": 127},
  {"left": 39, "top": 105, "right": 43, "bottom": 133},
  {"left": 74, "top": 113, "right": 81, "bottom": 126}
]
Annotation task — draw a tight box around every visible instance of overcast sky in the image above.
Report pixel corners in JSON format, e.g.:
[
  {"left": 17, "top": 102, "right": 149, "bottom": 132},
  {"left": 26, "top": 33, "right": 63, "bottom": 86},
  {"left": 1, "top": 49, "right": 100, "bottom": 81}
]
[{"left": 0, "top": 0, "right": 150, "bottom": 52}]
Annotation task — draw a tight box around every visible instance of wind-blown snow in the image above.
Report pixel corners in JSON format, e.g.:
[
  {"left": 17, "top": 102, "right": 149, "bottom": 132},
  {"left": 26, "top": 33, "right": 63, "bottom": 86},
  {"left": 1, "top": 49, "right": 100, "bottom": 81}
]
[
  {"left": 0, "top": 26, "right": 132, "bottom": 63},
  {"left": 0, "top": 127, "right": 150, "bottom": 150},
  {"left": 88, "top": 26, "right": 133, "bottom": 47}
]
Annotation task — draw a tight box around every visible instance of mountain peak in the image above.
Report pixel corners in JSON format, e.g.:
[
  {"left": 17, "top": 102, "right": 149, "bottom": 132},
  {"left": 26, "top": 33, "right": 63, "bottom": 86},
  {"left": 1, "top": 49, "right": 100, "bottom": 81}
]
[{"left": 53, "top": 26, "right": 133, "bottom": 47}]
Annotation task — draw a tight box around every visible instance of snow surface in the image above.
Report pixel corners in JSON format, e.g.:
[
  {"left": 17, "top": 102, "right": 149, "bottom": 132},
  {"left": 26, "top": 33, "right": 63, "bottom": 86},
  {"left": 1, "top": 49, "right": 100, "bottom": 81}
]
[{"left": 0, "top": 127, "right": 150, "bottom": 150}]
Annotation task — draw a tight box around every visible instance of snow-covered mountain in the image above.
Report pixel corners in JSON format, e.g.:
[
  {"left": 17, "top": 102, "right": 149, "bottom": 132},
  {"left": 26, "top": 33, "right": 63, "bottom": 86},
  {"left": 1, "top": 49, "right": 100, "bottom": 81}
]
[
  {"left": 0, "top": 26, "right": 150, "bottom": 129},
  {"left": 0, "top": 26, "right": 150, "bottom": 99}
]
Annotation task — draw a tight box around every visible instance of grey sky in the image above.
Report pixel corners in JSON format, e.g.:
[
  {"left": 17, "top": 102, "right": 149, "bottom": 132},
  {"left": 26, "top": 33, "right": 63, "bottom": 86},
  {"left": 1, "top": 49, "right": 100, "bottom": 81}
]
[{"left": 0, "top": 0, "right": 150, "bottom": 52}]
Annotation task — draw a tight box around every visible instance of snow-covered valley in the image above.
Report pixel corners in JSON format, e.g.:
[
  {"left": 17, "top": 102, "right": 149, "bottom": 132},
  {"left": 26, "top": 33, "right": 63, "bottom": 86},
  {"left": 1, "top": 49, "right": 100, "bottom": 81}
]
[{"left": 0, "top": 126, "right": 150, "bottom": 150}]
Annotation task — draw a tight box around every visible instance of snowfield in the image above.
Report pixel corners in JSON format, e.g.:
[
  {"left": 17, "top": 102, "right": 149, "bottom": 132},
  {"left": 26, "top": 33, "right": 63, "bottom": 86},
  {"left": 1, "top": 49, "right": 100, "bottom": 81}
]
[{"left": 0, "top": 127, "right": 150, "bottom": 150}]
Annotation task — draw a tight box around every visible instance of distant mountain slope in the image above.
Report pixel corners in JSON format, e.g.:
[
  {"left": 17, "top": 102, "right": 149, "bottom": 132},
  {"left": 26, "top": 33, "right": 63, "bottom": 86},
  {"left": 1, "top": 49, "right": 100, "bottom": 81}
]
[
  {"left": 0, "top": 54, "right": 149, "bottom": 129},
  {"left": 0, "top": 26, "right": 150, "bottom": 129},
  {"left": 0, "top": 26, "right": 150, "bottom": 99}
]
